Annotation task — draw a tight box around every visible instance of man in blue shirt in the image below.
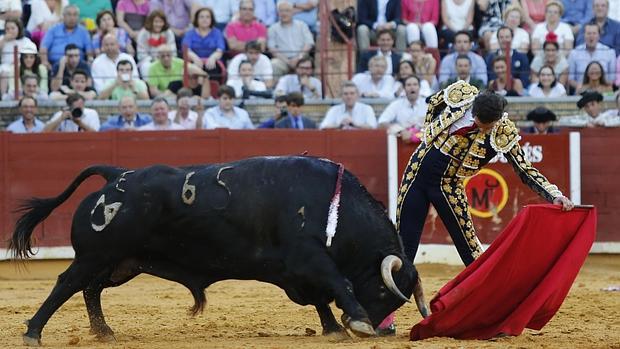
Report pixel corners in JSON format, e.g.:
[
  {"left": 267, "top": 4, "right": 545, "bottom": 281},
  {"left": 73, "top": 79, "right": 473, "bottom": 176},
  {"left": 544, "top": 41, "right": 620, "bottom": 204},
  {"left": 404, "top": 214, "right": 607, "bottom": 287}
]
[
  {"left": 5, "top": 97, "right": 45, "bottom": 133},
  {"left": 562, "top": 0, "right": 592, "bottom": 34},
  {"left": 100, "top": 96, "right": 153, "bottom": 131},
  {"left": 575, "top": 0, "right": 620, "bottom": 55},
  {"left": 40, "top": 5, "right": 94, "bottom": 68},
  {"left": 568, "top": 23, "right": 617, "bottom": 90}
]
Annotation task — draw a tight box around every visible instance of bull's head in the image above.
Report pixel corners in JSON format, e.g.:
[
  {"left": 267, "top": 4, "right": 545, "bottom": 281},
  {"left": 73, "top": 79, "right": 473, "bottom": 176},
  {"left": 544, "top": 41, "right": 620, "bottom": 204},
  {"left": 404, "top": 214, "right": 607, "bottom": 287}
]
[{"left": 354, "top": 255, "right": 429, "bottom": 332}]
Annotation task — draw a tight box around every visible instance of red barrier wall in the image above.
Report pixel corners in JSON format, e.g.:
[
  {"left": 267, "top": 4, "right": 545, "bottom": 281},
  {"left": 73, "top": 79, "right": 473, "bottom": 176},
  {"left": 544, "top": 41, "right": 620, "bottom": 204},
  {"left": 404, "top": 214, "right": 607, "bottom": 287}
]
[
  {"left": 1, "top": 129, "right": 618, "bottom": 252},
  {"left": 580, "top": 128, "right": 620, "bottom": 242}
]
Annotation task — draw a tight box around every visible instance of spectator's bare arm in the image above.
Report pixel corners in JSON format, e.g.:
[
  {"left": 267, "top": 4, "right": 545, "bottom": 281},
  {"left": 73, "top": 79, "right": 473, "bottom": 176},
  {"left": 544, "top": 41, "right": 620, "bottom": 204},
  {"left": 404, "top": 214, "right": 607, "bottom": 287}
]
[{"left": 116, "top": 11, "right": 138, "bottom": 39}]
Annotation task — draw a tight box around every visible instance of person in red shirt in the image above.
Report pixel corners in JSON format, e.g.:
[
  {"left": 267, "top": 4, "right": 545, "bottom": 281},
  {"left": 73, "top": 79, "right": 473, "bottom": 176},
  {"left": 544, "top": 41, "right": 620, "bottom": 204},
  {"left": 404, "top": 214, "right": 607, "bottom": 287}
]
[{"left": 224, "top": 0, "right": 268, "bottom": 52}]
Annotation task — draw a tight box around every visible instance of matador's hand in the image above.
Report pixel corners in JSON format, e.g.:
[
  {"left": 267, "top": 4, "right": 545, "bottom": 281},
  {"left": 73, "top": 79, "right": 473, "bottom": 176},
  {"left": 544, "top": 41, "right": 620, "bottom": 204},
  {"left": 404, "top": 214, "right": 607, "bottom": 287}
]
[{"left": 553, "top": 196, "right": 574, "bottom": 211}]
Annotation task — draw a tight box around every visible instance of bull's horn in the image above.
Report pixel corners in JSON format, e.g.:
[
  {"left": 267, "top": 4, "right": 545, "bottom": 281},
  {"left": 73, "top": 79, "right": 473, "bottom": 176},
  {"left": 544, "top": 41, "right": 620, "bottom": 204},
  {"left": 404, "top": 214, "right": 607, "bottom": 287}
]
[{"left": 381, "top": 255, "right": 411, "bottom": 303}]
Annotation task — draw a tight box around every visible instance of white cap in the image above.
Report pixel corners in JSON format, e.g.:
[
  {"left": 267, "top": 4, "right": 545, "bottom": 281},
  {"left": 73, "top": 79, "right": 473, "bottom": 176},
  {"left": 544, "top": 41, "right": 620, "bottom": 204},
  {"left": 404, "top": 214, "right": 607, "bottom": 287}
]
[{"left": 20, "top": 41, "right": 38, "bottom": 55}]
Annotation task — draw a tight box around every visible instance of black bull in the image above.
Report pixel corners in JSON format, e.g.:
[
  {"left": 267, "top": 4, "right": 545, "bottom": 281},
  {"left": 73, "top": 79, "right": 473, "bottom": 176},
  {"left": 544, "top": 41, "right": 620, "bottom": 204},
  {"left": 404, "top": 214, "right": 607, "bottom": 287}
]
[{"left": 9, "top": 156, "right": 428, "bottom": 346}]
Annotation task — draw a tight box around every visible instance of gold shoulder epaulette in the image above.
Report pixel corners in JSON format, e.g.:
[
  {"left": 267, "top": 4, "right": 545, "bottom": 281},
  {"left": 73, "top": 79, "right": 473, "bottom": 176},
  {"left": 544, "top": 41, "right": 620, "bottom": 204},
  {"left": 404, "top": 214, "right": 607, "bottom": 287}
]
[
  {"left": 490, "top": 117, "right": 521, "bottom": 153},
  {"left": 443, "top": 80, "right": 478, "bottom": 108}
]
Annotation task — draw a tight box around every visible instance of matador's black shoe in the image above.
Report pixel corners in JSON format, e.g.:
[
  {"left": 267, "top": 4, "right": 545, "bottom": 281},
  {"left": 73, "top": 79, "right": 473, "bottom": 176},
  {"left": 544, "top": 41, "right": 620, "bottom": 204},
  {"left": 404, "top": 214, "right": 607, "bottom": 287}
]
[{"left": 375, "top": 324, "right": 396, "bottom": 336}]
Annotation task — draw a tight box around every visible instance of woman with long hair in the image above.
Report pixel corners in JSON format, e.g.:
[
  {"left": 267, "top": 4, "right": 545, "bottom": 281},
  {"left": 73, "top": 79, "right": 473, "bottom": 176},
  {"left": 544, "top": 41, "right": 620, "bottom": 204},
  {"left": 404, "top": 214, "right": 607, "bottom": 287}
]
[
  {"left": 0, "top": 18, "right": 35, "bottom": 68},
  {"left": 92, "top": 10, "right": 135, "bottom": 56},
  {"left": 577, "top": 61, "right": 614, "bottom": 96},
  {"left": 488, "top": 56, "right": 524, "bottom": 96},
  {"left": 0, "top": 43, "right": 48, "bottom": 99},
  {"left": 528, "top": 65, "right": 566, "bottom": 97},
  {"left": 136, "top": 10, "right": 177, "bottom": 77}
]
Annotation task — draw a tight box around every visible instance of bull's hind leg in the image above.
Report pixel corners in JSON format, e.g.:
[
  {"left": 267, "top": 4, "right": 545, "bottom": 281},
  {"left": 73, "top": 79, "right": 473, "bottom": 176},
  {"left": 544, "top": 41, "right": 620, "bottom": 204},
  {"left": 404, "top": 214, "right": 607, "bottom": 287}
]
[
  {"left": 84, "top": 258, "right": 208, "bottom": 342},
  {"left": 83, "top": 267, "right": 139, "bottom": 341},
  {"left": 23, "top": 258, "right": 105, "bottom": 346}
]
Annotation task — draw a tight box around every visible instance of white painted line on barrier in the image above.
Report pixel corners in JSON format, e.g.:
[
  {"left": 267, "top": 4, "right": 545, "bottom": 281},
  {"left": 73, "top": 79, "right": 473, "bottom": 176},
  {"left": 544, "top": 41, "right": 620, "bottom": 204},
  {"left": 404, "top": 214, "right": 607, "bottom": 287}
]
[
  {"left": 387, "top": 133, "right": 398, "bottom": 223},
  {"left": 569, "top": 132, "right": 581, "bottom": 205}
]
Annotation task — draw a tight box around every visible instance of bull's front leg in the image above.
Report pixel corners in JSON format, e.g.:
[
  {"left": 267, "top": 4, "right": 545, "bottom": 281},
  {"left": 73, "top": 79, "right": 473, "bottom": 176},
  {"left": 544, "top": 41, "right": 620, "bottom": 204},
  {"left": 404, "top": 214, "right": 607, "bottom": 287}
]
[
  {"left": 287, "top": 250, "right": 375, "bottom": 337},
  {"left": 332, "top": 277, "right": 376, "bottom": 337},
  {"left": 315, "top": 304, "right": 347, "bottom": 335}
]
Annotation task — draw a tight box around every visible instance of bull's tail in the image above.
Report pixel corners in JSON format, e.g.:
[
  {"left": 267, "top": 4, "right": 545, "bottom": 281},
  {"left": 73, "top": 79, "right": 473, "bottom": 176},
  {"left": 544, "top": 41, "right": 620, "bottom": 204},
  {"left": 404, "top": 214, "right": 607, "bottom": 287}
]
[{"left": 8, "top": 165, "right": 126, "bottom": 260}]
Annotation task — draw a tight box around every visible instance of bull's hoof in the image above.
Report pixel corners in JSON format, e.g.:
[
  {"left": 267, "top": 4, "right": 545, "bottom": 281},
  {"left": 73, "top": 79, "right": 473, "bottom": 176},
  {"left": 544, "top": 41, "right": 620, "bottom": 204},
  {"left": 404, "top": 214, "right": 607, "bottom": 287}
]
[
  {"left": 324, "top": 330, "right": 351, "bottom": 341},
  {"left": 95, "top": 333, "right": 117, "bottom": 343},
  {"left": 23, "top": 334, "right": 41, "bottom": 347},
  {"left": 348, "top": 320, "right": 376, "bottom": 337},
  {"left": 322, "top": 325, "right": 348, "bottom": 336},
  {"left": 89, "top": 325, "right": 114, "bottom": 336},
  {"left": 341, "top": 314, "right": 375, "bottom": 337}
]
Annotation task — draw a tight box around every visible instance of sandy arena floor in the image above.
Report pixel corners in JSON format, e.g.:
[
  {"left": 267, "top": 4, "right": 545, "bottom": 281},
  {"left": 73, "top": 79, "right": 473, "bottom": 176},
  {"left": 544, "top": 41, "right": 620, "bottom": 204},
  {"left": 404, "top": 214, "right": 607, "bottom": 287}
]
[{"left": 1, "top": 255, "right": 619, "bottom": 349}]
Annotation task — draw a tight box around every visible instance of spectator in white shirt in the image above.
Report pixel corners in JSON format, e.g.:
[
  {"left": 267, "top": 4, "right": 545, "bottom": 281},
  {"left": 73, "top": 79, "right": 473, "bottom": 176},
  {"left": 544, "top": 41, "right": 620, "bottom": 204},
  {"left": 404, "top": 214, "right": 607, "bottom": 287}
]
[
  {"left": 91, "top": 33, "right": 139, "bottom": 92},
  {"left": 274, "top": 56, "right": 321, "bottom": 99},
  {"left": 227, "top": 60, "right": 268, "bottom": 99},
  {"left": 320, "top": 81, "right": 377, "bottom": 129},
  {"left": 531, "top": 1, "right": 574, "bottom": 56},
  {"left": 378, "top": 75, "right": 428, "bottom": 141},
  {"left": 202, "top": 85, "right": 255, "bottom": 129},
  {"left": 139, "top": 97, "right": 184, "bottom": 131},
  {"left": 227, "top": 41, "right": 274, "bottom": 87},
  {"left": 268, "top": 1, "right": 314, "bottom": 78},
  {"left": 168, "top": 89, "right": 200, "bottom": 129},
  {"left": 596, "top": 92, "right": 620, "bottom": 127},
  {"left": 352, "top": 55, "right": 397, "bottom": 98},
  {"left": 44, "top": 93, "right": 100, "bottom": 132},
  {"left": 528, "top": 65, "right": 567, "bottom": 97}
]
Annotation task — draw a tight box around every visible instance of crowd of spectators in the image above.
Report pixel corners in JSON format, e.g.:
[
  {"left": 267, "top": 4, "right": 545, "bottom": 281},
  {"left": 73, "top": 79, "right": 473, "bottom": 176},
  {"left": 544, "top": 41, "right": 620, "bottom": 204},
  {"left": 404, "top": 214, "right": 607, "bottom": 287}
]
[{"left": 1, "top": 0, "right": 620, "bottom": 135}]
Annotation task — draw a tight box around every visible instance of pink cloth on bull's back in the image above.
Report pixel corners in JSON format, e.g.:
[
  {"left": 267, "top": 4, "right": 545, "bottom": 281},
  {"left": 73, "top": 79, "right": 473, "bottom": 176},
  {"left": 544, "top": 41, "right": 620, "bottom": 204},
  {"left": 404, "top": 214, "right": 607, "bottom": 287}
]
[
  {"left": 224, "top": 20, "right": 267, "bottom": 42},
  {"left": 410, "top": 204, "right": 597, "bottom": 340}
]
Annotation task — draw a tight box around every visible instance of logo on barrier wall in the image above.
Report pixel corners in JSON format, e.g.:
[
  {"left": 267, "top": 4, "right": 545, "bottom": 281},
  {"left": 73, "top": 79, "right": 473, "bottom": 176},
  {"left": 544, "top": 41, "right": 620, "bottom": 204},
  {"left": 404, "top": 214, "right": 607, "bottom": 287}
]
[{"left": 463, "top": 169, "right": 509, "bottom": 218}]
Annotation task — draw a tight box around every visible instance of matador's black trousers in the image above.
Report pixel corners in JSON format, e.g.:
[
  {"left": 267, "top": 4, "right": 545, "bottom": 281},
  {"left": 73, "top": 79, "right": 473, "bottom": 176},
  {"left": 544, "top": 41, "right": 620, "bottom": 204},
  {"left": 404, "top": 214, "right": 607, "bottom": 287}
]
[{"left": 396, "top": 141, "right": 483, "bottom": 266}]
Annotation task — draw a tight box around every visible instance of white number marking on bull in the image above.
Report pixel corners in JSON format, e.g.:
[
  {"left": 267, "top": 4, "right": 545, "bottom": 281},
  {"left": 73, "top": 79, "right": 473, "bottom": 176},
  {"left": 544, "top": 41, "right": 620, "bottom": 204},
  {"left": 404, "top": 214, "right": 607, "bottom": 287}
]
[
  {"left": 182, "top": 172, "right": 196, "bottom": 205},
  {"left": 115, "top": 171, "right": 135, "bottom": 193},
  {"left": 90, "top": 194, "right": 123, "bottom": 232}
]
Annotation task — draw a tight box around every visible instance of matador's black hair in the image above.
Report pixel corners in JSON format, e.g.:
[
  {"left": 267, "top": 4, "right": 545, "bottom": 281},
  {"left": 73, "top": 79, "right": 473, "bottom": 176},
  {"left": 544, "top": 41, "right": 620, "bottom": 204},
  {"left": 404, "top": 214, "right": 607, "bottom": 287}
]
[{"left": 472, "top": 91, "right": 507, "bottom": 124}]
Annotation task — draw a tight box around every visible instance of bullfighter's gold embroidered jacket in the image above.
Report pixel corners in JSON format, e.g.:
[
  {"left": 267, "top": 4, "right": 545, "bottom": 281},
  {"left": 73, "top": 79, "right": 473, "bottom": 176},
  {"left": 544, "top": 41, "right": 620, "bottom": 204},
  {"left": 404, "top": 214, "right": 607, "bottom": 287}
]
[{"left": 421, "top": 80, "right": 563, "bottom": 202}]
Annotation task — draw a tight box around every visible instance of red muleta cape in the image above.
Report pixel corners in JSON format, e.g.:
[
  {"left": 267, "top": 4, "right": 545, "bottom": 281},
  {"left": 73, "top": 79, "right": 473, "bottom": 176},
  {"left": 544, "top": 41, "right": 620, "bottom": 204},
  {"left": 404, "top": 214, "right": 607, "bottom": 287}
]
[{"left": 410, "top": 204, "right": 597, "bottom": 340}]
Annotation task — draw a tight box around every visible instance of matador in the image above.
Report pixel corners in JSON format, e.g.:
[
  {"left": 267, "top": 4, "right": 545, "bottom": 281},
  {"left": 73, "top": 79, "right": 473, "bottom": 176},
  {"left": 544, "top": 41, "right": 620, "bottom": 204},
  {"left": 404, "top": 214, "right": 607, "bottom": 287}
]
[{"left": 396, "top": 81, "right": 574, "bottom": 266}]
